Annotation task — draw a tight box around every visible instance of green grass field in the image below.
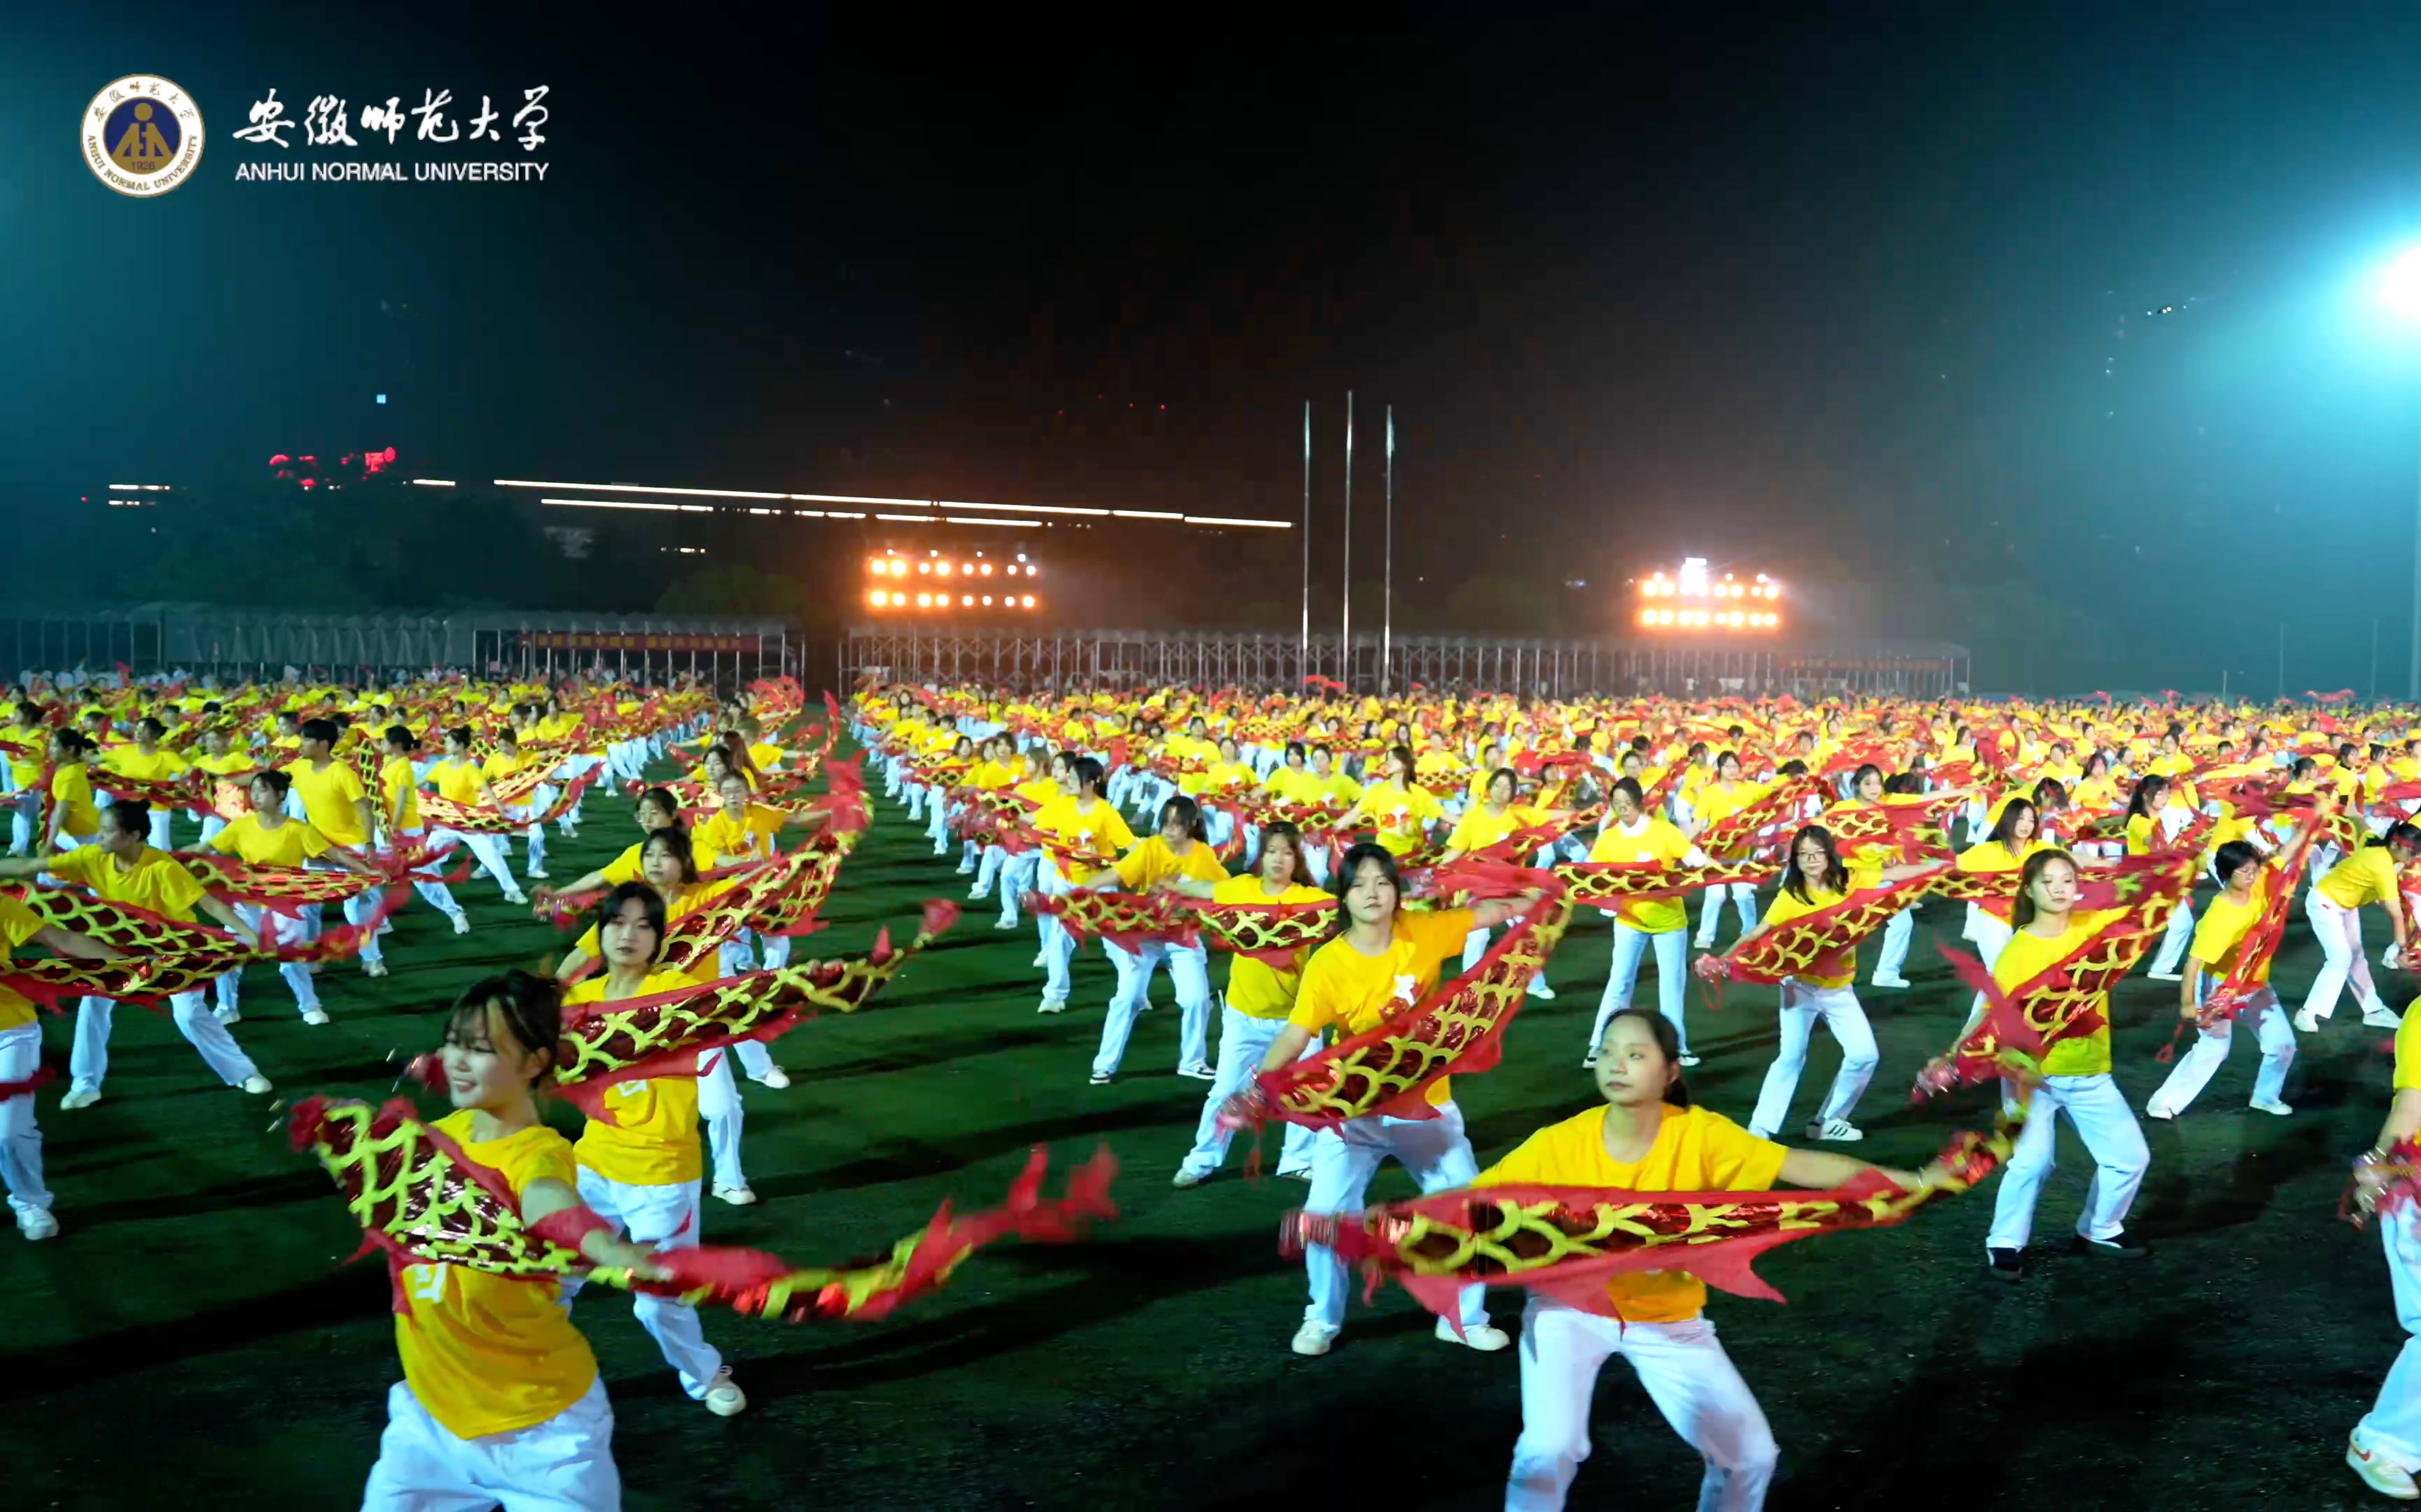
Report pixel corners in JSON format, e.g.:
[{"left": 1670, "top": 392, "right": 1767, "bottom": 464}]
[{"left": 4, "top": 749, "right": 2413, "bottom": 1510}]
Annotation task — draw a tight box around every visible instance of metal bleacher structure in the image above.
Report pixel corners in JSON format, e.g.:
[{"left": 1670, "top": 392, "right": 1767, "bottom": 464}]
[
  {"left": 839, "top": 626, "right": 1972, "bottom": 698},
  {"left": 0, "top": 605, "right": 797, "bottom": 684}
]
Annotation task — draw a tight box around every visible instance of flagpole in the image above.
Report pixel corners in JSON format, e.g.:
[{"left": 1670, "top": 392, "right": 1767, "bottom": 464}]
[
  {"left": 1300, "top": 401, "right": 1311, "bottom": 684},
  {"left": 1382, "top": 405, "right": 1394, "bottom": 696},
  {"left": 1341, "top": 390, "right": 1353, "bottom": 689}
]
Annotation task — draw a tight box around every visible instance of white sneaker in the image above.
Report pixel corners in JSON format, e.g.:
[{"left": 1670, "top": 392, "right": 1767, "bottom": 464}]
[
  {"left": 1291, "top": 1320, "right": 1338, "bottom": 1357},
  {"left": 712, "top": 1183, "right": 758, "bottom": 1206},
  {"left": 2148, "top": 970, "right": 2183, "bottom": 983},
  {"left": 1088, "top": 1072, "right": 1112, "bottom": 1085},
  {"left": 16, "top": 1208, "right": 58, "bottom": 1242},
  {"left": 1581, "top": 1050, "right": 1600, "bottom": 1069},
  {"left": 213, "top": 1004, "right": 241, "bottom": 1026},
  {"left": 1871, "top": 974, "right": 1913, "bottom": 990},
  {"left": 753, "top": 1067, "right": 792, "bottom": 1090},
  {"left": 1528, "top": 983, "right": 1556, "bottom": 1001},
  {"left": 2145, "top": 1103, "right": 2176, "bottom": 1121},
  {"left": 241, "top": 1074, "right": 274, "bottom": 1095},
  {"left": 1039, "top": 998, "right": 1066, "bottom": 1015},
  {"left": 525, "top": 867, "right": 549, "bottom": 880},
  {"left": 2249, "top": 1097, "right": 2294, "bottom": 1116},
  {"left": 2293, "top": 1008, "right": 2323, "bottom": 1034},
  {"left": 1031, "top": 951, "right": 1049, "bottom": 968},
  {"left": 1678, "top": 1053, "right": 1702, "bottom": 1068},
  {"left": 1172, "top": 1168, "right": 1205, "bottom": 1189},
  {"left": 450, "top": 912, "right": 471, "bottom": 935},
  {"left": 702, "top": 1368, "right": 748, "bottom": 1416},
  {"left": 2367, "top": 1006, "right": 2406, "bottom": 1029},
  {"left": 504, "top": 889, "right": 530, "bottom": 906},
  {"left": 2350, "top": 1428, "right": 2420, "bottom": 1499},
  {"left": 967, "top": 888, "right": 990, "bottom": 900},
  {"left": 995, "top": 918, "right": 1018, "bottom": 930},
  {"left": 363, "top": 959, "right": 389, "bottom": 978},
  {"left": 59, "top": 1088, "right": 101, "bottom": 1111},
  {"left": 301, "top": 1008, "right": 330, "bottom": 1026},
  {"left": 1436, "top": 1317, "right": 1511, "bottom": 1351},
  {"left": 956, "top": 861, "right": 976, "bottom": 875},
  {"left": 1177, "top": 1064, "right": 1216, "bottom": 1081},
  {"left": 1807, "top": 1118, "right": 1864, "bottom": 1142}
]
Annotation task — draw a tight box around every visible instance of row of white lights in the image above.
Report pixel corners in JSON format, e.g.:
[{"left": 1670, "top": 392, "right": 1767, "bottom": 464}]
[
  {"left": 107, "top": 483, "right": 173, "bottom": 491},
  {"left": 1640, "top": 609, "right": 1780, "bottom": 628},
  {"left": 479, "top": 478, "right": 1288, "bottom": 528},
  {"left": 1640, "top": 578, "right": 1779, "bottom": 598},
  {"left": 867, "top": 556, "right": 1036, "bottom": 578},
  {"left": 870, "top": 591, "right": 1039, "bottom": 609}
]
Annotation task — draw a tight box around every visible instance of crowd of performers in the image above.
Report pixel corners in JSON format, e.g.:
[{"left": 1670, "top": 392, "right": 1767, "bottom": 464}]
[
  {"left": 23, "top": 672, "right": 2421, "bottom": 1506},
  {"left": 863, "top": 681, "right": 2421, "bottom": 1508}
]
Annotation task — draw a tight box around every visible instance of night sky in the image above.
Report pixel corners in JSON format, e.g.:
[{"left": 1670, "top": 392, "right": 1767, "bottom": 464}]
[{"left": 10, "top": 4, "right": 2421, "bottom": 692}]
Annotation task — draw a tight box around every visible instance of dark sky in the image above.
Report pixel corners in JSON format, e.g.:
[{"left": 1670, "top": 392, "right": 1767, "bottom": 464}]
[{"left": 10, "top": 3, "right": 2421, "bottom": 691}]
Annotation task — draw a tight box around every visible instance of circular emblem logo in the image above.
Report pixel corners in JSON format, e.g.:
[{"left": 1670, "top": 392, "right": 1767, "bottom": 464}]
[{"left": 82, "top": 75, "right": 203, "bottom": 197}]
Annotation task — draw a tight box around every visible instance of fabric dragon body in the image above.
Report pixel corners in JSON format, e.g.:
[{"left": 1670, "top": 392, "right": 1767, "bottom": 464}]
[
  {"left": 0, "top": 884, "right": 392, "bottom": 1006},
  {"left": 1280, "top": 1122, "right": 2015, "bottom": 1322},
  {"left": 1694, "top": 866, "right": 1948, "bottom": 994},
  {"left": 290, "top": 1097, "right": 1116, "bottom": 1321}
]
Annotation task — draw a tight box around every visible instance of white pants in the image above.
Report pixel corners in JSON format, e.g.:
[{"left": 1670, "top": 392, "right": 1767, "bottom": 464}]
[
  {"left": 0, "top": 1022, "right": 49, "bottom": 1221},
  {"left": 1694, "top": 883, "right": 1758, "bottom": 948},
  {"left": 1592, "top": 924, "right": 1689, "bottom": 1056},
  {"left": 978, "top": 848, "right": 1041, "bottom": 927},
  {"left": 71, "top": 989, "right": 258, "bottom": 1096},
  {"left": 2302, "top": 892, "right": 2389, "bottom": 1022},
  {"left": 568, "top": 1171, "right": 722, "bottom": 1398},
  {"left": 395, "top": 826, "right": 467, "bottom": 919},
  {"left": 2148, "top": 894, "right": 2195, "bottom": 976},
  {"left": 2148, "top": 985, "right": 2293, "bottom": 1114},
  {"left": 2361, "top": 1207, "right": 2421, "bottom": 1473},
  {"left": 1177, "top": 1005, "right": 1317, "bottom": 1179},
  {"left": 1093, "top": 938, "right": 1212, "bottom": 1078},
  {"left": 1983, "top": 1072, "right": 2148, "bottom": 1250},
  {"left": 362, "top": 1376, "right": 620, "bottom": 1512},
  {"left": 1301, "top": 1101, "right": 1489, "bottom": 1330},
  {"left": 1505, "top": 1298, "right": 1777, "bottom": 1512},
  {"left": 1745, "top": 980, "right": 1877, "bottom": 1137},
  {"left": 697, "top": 1049, "right": 747, "bottom": 1191},
  {"left": 1462, "top": 924, "right": 1549, "bottom": 993},
  {"left": 221, "top": 903, "right": 320, "bottom": 1015},
  {"left": 1961, "top": 908, "right": 2015, "bottom": 1032},
  {"left": 1872, "top": 908, "right": 1913, "bottom": 981},
  {"left": 438, "top": 829, "right": 521, "bottom": 896},
  {"left": 1037, "top": 858, "right": 1079, "bottom": 1006}
]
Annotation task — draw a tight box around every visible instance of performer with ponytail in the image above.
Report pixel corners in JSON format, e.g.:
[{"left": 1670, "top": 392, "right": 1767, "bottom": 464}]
[
  {"left": 1978, "top": 848, "right": 2151, "bottom": 1280},
  {"left": 2292, "top": 822, "right": 2421, "bottom": 1035},
  {"left": 0, "top": 800, "right": 270, "bottom": 1108},
  {"left": 1253, "top": 842, "right": 1530, "bottom": 1358},
  {"left": 2123, "top": 774, "right": 2196, "bottom": 982},
  {"left": 360, "top": 970, "right": 663, "bottom": 1510},
  {"left": 561, "top": 882, "right": 749, "bottom": 1416},
  {"left": 1491, "top": 1007, "right": 1954, "bottom": 1512},
  {"left": 1072, "top": 794, "right": 1226, "bottom": 1085},
  {"left": 2144, "top": 839, "right": 2295, "bottom": 1120}
]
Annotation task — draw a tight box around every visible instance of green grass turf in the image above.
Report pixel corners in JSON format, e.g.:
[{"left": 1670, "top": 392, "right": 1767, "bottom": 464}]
[{"left": 3, "top": 749, "right": 2414, "bottom": 1509}]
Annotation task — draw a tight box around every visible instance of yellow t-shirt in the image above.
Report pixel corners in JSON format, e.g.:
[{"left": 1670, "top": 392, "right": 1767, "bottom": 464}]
[
  {"left": 2394, "top": 1005, "right": 2421, "bottom": 1090},
  {"left": 1757, "top": 866, "right": 1883, "bottom": 989},
  {"left": 207, "top": 813, "right": 333, "bottom": 868},
  {"left": 1992, "top": 909, "right": 2127, "bottom": 1076},
  {"left": 1263, "top": 766, "right": 1323, "bottom": 804},
  {"left": 284, "top": 758, "right": 370, "bottom": 846},
  {"left": 50, "top": 765, "right": 100, "bottom": 840},
  {"left": 2319, "top": 847, "right": 2403, "bottom": 910},
  {"left": 1110, "top": 835, "right": 1229, "bottom": 891},
  {"left": 1351, "top": 781, "right": 1446, "bottom": 856},
  {"left": 1033, "top": 796, "right": 1136, "bottom": 864},
  {"left": 1444, "top": 802, "right": 1540, "bottom": 855},
  {"left": 0, "top": 895, "right": 47, "bottom": 1031},
  {"left": 427, "top": 757, "right": 487, "bottom": 806},
  {"left": 694, "top": 805, "right": 785, "bottom": 868},
  {"left": 2188, "top": 875, "right": 2270, "bottom": 985},
  {"left": 48, "top": 844, "right": 206, "bottom": 920},
  {"left": 1587, "top": 816, "right": 1698, "bottom": 934},
  {"left": 1475, "top": 1104, "right": 1786, "bottom": 1324},
  {"left": 1289, "top": 907, "right": 1476, "bottom": 1107},
  {"left": 102, "top": 746, "right": 188, "bottom": 781},
  {"left": 566, "top": 970, "right": 705, "bottom": 1186},
  {"left": 600, "top": 841, "right": 648, "bottom": 885},
  {"left": 1210, "top": 875, "right": 1331, "bottom": 1019},
  {"left": 395, "top": 1110, "right": 599, "bottom": 1439},
  {"left": 382, "top": 756, "right": 423, "bottom": 830}
]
